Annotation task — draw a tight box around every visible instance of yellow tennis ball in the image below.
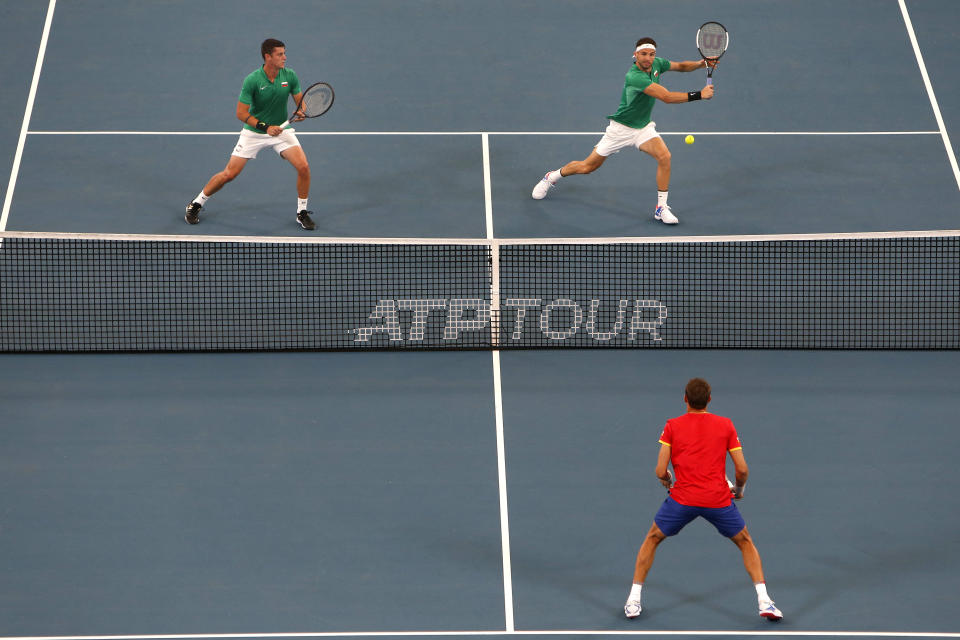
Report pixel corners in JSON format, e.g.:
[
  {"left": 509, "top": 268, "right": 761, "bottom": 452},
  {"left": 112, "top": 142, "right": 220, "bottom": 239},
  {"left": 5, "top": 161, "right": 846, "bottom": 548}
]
[{"left": 685, "top": 134, "right": 695, "bottom": 144}]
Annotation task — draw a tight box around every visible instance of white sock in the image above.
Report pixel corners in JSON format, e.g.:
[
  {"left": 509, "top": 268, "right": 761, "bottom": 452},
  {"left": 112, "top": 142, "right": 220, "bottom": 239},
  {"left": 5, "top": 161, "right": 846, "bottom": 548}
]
[
  {"left": 547, "top": 169, "right": 563, "bottom": 183},
  {"left": 755, "top": 582, "right": 771, "bottom": 603},
  {"left": 195, "top": 190, "right": 209, "bottom": 205},
  {"left": 657, "top": 191, "right": 668, "bottom": 209},
  {"left": 628, "top": 583, "right": 643, "bottom": 601},
  {"left": 297, "top": 198, "right": 309, "bottom": 213}
]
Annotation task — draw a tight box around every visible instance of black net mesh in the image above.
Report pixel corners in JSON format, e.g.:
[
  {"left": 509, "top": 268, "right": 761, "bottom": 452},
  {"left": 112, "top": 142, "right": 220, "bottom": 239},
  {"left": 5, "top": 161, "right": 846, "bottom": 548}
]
[{"left": 1, "top": 233, "right": 957, "bottom": 352}]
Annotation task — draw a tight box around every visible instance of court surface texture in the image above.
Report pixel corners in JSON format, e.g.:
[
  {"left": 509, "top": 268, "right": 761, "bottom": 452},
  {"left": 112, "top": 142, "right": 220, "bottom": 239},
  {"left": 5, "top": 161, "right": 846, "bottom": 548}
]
[{"left": 1, "top": 2, "right": 958, "bottom": 639}]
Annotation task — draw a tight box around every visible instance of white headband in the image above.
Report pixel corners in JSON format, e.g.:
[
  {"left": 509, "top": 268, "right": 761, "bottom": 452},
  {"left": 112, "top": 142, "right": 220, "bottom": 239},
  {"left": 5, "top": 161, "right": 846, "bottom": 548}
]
[{"left": 636, "top": 44, "right": 656, "bottom": 52}]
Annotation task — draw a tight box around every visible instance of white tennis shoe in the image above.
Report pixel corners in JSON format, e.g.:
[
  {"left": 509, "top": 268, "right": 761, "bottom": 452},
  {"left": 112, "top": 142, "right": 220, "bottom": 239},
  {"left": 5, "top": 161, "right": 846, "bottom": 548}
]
[
  {"left": 759, "top": 600, "right": 783, "bottom": 621},
  {"left": 531, "top": 173, "right": 556, "bottom": 199},
  {"left": 654, "top": 205, "right": 678, "bottom": 224},
  {"left": 624, "top": 599, "right": 642, "bottom": 618}
]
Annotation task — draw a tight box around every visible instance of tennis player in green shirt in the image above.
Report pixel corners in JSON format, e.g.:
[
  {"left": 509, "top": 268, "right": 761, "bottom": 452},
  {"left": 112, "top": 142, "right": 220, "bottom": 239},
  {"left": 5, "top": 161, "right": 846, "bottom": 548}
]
[
  {"left": 532, "top": 37, "right": 715, "bottom": 225},
  {"left": 185, "top": 38, "right": 315, "bottom": 230}
]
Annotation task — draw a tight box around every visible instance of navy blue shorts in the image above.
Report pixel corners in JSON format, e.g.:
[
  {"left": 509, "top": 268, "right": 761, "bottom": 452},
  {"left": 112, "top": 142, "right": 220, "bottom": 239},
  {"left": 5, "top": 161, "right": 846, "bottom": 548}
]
[{"left": 654, "top": 496, "right": 746, "bottom": 538}]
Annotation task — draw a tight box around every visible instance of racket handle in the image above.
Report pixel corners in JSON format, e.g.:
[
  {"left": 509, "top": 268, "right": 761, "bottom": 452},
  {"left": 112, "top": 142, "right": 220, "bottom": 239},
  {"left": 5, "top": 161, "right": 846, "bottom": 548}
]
[
  {"left": 706, "top": 78, "right": 713, "bottom": 85},
  {"left": 279, "top": 119, "right": 291, "bottom": 130}
]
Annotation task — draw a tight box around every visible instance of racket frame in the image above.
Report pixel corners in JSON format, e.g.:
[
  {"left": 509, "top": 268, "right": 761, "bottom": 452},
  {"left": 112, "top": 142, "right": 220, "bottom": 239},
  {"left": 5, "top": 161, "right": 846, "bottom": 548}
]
[
  {"left": 696, "top": 21, "right": 729, "bottom": 85},
  {"left": 280, "top": 81, "right": 335, "bottom": 129}
]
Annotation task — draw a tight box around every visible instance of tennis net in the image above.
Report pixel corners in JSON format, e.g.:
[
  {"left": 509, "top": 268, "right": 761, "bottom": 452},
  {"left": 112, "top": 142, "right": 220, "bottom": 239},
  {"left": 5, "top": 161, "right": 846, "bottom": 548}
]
[{"left": 1, "top": 230, "right": 957, "bottom": 352}]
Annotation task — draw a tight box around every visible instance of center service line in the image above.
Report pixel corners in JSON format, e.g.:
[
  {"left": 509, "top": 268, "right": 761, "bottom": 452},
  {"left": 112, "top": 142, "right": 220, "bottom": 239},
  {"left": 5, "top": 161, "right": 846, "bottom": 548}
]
[{"left": 482, "top": 132, "right": 514, "bottom": 632}]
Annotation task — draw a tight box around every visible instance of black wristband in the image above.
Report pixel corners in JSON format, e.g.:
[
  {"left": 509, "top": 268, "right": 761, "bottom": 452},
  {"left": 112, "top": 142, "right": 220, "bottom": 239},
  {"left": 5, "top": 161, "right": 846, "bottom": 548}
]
[
  {"left": 255, "top": 120, "right": 268, "bottom": 132},
  {"left": 687, "top": 91, "right": 702, "bottom": 102}
]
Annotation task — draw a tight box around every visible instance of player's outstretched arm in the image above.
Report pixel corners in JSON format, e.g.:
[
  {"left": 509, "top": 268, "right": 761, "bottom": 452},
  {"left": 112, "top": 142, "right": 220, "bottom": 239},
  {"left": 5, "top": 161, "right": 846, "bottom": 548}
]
[
  {"left": 643, "top": 82, "right": 714, "bottom": 103},
  {"left": 669, "top": 59, "right": 712, "bottom": 72}
]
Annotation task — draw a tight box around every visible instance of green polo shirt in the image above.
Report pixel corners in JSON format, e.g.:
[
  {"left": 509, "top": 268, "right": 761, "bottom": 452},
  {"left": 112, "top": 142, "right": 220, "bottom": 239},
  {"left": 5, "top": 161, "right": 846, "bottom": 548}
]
[
  {"left": 238, "top": 66, "right": 302, "bottom": 132},
  {"left": 608, "top": 57, "right": 672, "bottom": 129}
]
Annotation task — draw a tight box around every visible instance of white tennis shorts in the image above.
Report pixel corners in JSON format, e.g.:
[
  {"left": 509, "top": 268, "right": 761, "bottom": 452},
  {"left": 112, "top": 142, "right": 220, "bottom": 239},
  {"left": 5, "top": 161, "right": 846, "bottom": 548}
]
[
  {"left": 595, "top": 120, "right": 660, "bottom": 156},
  {"left": 231, "top": 127, "right": 301, "bottom": 159}
]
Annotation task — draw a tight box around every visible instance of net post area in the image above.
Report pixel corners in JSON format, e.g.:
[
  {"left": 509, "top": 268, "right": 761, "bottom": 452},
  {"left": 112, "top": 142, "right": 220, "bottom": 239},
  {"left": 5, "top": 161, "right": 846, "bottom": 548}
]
[{"left": 1, "top": 231, "right": 957, "bottom": 352}]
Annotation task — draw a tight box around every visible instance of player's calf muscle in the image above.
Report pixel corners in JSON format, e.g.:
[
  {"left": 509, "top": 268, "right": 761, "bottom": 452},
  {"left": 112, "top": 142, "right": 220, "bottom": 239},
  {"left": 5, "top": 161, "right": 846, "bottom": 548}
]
[{"left": 566, "top": 158, "right": 602, "bottom": 175}]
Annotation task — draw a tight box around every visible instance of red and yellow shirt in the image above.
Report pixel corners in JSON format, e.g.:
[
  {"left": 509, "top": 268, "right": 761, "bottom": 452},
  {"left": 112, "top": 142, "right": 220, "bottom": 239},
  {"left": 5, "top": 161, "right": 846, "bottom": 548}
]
[{"left": 659, "top": 413, "right": 741, "bottom": 508}]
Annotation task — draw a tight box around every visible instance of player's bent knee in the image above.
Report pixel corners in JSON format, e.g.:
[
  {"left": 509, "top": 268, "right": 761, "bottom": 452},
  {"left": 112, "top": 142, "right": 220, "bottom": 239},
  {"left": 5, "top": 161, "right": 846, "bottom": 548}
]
[
  {"left": 220, "top": 163, "right": 245, "bottom": 182},
  {"left": 647, "top": 523, "right": 667, "bottom": 543},
  {"left": 729, "top": 527, "right": 751, "bottom": 545}
]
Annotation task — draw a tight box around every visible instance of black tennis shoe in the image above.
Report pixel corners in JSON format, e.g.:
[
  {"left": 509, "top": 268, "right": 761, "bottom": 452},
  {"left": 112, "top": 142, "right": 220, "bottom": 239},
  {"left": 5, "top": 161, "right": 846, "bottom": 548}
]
[
  {"left": 297, "top": 210, "right": 316, "bottom": 230},
  {"left": 185, "top": 202, "right": 202, "bottom": 224}
]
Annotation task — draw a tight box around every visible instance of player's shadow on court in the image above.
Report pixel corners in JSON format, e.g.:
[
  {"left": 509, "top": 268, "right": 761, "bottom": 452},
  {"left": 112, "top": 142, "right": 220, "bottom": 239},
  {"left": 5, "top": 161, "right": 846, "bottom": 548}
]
[
  {"left": 636, "top": 578, "right": 754, "bottom": 626},
  {"left": 781, "top": 531, "right": 960, "bottom": 619},
  {"left": 523, "top": 193, "right": 663, "bottom": 236}
]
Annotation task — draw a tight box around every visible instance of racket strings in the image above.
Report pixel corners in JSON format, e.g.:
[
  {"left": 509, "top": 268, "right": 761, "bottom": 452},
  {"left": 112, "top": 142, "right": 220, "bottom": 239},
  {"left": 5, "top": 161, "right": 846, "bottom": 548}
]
[
  {"left": 301, "top": 86, "right": 333, "bottom": 117},
  {"left": 697, "top": 24, "right": 727, "bottom": 58}
]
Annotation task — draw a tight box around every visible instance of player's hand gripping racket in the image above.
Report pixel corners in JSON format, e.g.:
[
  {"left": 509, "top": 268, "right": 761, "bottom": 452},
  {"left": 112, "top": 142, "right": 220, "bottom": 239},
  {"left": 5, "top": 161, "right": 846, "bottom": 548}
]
[
  {"left": 696, "top": 21, "right": 728, "bottom": 85},
  {"left": 726, "top": 475, "right": 744, "bottom": 500},
  {"left": 280, "top": 82, "right": 335, "bottom": 129}
]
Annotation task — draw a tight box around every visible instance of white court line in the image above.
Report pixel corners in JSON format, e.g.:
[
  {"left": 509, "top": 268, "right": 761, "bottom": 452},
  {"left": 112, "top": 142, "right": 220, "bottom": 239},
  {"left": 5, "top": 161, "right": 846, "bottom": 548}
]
[
  {"left": 482, "top": 134, "right": 495, "bottom": 240},
  {"left": 898, "top": 0, "right": 960, "bottom": 191},
  {"left": 0, "top": 0, "right": 56, "bottom": 232},
  {"left": 3, "top": 630, "right": 959, "bottom": 639},
  {"left": 491, "top": 348, "right": 513, "bottom": 632},
  {"left": 481, "top": 132, "right": 514, "bottom": 630},
  {"left": 482, "top": 132, "right": 501, "bottom": 347},
  {"left": 24, "top": 130, "right": 942, "bottom": 136}
]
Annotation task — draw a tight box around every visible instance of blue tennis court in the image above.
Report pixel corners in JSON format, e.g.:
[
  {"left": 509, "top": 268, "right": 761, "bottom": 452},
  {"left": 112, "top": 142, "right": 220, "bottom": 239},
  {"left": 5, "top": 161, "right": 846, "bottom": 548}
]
[{"left": 1, "top": 1, "right": 959, "bottom": 639}]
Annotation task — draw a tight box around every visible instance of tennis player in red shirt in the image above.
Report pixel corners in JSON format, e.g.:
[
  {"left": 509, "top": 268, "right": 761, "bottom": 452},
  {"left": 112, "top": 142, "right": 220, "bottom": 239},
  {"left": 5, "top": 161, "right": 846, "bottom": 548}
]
[{"left": 623, "top": 378, "right": 783, "bottom": 621}]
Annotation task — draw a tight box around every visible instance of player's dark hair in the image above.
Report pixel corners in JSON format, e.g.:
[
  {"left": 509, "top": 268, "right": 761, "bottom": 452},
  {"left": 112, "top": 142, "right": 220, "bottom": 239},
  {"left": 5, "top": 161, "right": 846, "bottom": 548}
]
[
  {"left": 261, "top": 38, "right": 285, "bottom": 60},
  {"left": 685, "top": 378, "right": 711, "bottom": 410},
  {"left": 635, "top": 37, "right": 657, "bottom": 49}
]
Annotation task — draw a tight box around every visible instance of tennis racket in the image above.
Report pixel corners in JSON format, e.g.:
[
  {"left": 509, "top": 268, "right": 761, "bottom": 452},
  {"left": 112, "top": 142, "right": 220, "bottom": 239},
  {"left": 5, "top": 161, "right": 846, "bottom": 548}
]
[
  {"left": 280, "top": 82, "right": 335, "bottom": 129},
  {"left": 696, "top": 21, "right": 729, "bottom": 85}
]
